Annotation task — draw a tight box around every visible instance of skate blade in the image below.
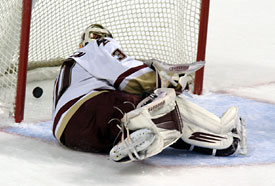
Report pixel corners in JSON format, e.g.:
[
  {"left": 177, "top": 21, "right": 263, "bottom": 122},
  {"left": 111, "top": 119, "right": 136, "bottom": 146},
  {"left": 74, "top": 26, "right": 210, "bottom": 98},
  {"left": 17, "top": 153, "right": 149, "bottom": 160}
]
[{"left": 238, "top": 117, "right": 247, "bottom": 155}]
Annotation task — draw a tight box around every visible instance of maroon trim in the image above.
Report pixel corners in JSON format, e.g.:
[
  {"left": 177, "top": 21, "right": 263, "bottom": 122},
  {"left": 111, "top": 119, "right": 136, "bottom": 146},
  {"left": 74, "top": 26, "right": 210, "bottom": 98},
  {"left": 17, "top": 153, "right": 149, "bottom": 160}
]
[
  {"left": 114, "top": 64, "right": 148, "bottom": 89},
  {"left": 52, "top": 95, "right": 84, "bottom": 137},
  {"left": 152, "top": 104, "right": 183, "bottom": 132},
  {"left": 54, "top": 75, "right": 60, "bottom": 107},
  {"left": 189, "top": 132, "right": 226, "bottom": 143},
  {"left": 56, "top": 60, "right": 75, "bottom": 105}
]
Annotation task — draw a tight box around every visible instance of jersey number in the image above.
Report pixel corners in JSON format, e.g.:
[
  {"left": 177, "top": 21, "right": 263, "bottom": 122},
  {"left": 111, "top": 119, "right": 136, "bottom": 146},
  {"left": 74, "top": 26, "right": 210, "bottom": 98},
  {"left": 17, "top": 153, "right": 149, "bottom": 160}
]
[{"left": 112, "top": 48, "right": 126, "bottom": 61}]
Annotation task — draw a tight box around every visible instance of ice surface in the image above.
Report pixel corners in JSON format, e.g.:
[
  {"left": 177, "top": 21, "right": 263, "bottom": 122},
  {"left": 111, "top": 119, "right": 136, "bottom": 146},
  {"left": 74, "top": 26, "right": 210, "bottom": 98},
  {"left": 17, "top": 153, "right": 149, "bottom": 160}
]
[{"left": 1, "top": 0, "right": 275, "bottom": 185}]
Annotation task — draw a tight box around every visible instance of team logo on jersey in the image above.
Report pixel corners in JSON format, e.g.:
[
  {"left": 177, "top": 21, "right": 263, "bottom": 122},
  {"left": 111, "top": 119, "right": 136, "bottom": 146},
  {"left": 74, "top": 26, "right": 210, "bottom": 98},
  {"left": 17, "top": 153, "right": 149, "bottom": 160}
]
[
  {"left": 70, "top": 52, "right": 86, "bottom": 58},
  {"left": 96, "top": 38, "right": 110, "bottom": 46},
  {"left": 189, "top": 132, "right": 226, "bottom": 143}
]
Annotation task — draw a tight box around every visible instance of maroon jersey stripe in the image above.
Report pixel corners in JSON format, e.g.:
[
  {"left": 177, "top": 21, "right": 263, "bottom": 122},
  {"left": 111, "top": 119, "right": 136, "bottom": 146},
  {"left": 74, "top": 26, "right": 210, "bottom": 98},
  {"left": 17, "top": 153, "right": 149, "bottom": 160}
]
[{"left": 114, "top": 64, "right": 148, "bottom": 89}]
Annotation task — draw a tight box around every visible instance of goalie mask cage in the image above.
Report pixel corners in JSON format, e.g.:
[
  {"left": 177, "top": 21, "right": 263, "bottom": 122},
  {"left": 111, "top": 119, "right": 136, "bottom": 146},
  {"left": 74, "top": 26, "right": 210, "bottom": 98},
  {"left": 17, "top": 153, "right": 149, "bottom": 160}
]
[{"left": 0, "top": 0, "right": 210, "bottom": 123}]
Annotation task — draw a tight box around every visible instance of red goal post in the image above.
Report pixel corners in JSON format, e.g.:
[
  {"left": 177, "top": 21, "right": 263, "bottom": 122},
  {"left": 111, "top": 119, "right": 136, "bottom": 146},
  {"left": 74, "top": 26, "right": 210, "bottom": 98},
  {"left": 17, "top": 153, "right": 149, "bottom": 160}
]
[
  {"left": 0, "top": 0, "right": 210, "bottom": 123},
  {"left": 15, "top": 0, "right": 32, "bottom": 123},
  {"left": 194, "top": 0, "right": 210, "bottom": 95}
]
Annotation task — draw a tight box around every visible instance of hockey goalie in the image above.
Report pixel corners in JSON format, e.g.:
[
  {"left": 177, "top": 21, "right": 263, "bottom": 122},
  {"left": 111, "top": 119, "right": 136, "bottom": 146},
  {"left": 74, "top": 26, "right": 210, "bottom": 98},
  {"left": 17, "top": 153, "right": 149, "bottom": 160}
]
[{"left": 52, "top": 24, "right": 247, "bottom": 163}]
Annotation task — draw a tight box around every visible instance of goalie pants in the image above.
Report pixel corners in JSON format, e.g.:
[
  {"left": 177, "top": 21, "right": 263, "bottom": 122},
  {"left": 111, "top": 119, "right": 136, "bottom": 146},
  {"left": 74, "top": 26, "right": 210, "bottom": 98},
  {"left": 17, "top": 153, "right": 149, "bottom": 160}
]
[{"left": 59, "top": 90, "right": 141, "bottom": 153}]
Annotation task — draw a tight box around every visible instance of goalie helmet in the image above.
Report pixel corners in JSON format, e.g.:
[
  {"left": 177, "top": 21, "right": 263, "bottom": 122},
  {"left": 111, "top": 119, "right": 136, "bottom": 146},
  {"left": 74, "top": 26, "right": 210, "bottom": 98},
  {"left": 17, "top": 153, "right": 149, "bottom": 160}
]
[{"left": 79, "top": 24, "right": 113, "bottom": 48}]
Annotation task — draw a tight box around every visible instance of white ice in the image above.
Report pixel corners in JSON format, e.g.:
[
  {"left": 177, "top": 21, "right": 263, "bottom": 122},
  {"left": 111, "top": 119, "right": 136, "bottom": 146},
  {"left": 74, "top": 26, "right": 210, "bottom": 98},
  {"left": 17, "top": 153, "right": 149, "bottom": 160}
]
[{"left": 1, "top": 0, "right": 275, "bottom": 185}]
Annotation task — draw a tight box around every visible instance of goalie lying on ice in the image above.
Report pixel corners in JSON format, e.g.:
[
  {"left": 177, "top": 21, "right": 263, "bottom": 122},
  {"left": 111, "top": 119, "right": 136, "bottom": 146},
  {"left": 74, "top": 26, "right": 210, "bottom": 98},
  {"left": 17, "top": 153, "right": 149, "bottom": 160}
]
[{"left": 52, "top": 24, "right": 246, "bottom": 163}]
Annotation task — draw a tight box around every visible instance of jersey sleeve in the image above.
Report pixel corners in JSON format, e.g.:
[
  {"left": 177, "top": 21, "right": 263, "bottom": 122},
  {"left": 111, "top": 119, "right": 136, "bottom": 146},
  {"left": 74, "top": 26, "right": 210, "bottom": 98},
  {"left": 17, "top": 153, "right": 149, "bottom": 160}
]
[{"left": 70, "top": 38, "right": 156, "bottom": 94}]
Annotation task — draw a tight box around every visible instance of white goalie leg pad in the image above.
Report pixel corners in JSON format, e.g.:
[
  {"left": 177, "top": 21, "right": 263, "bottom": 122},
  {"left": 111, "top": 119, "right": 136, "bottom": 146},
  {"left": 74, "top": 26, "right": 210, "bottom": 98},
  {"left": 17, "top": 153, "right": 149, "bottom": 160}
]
[
  {"left": 109, "top": 88, "right": 183, "bottom": 162},
  {"left": 176, "top": 96, "right": 247, "bottom": 154},
  {"left": 180, "top": 120, "right": 235, "bottom": 150},
  {"left": 176, "top": 96, "right": 238, "bottom": 134}
]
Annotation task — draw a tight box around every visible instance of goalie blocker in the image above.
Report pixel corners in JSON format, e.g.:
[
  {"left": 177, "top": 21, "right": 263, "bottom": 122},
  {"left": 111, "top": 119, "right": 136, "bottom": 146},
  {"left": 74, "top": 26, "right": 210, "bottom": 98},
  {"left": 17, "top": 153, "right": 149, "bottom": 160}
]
[{"left": 110, "top": 88, "right": 247, "bottom": 162}]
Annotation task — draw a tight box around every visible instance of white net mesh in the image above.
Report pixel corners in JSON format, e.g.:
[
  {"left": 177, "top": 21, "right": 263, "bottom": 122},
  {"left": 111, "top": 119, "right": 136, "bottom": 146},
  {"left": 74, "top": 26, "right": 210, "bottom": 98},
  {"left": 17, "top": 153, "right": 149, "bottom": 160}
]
[
  {"left": 0, "top": 0, "right": 203, "bottom": 117},
  {"left": 0, "top": 0, "right": 22, "bottom": 116},
  {"left": 28, "top": 0, "right": 201, "bottom": 64}
]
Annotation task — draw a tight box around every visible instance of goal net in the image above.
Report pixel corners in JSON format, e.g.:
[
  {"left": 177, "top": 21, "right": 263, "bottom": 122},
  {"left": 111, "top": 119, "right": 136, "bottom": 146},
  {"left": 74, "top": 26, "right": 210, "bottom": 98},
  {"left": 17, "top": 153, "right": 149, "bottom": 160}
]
[{"left": 0, "top": 0, "right": 209, "bottom": 122}]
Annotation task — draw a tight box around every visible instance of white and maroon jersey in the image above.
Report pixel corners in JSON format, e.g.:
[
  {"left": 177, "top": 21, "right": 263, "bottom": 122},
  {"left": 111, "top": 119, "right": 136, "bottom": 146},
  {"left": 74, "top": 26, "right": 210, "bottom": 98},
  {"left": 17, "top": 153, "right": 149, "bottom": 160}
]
[{"left": 52, "top": 38, "right": 156, "bottom": 141}]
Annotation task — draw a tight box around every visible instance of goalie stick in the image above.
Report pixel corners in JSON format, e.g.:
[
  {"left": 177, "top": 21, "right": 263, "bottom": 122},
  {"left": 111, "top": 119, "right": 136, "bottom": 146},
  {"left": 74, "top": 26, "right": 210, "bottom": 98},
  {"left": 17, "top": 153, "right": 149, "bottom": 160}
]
[
  {"left": 150, "top": 60, "right": 205, "bottom": 92},
  {"left": 152, "top": 60, "right": 205, "bottom": 75}
]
